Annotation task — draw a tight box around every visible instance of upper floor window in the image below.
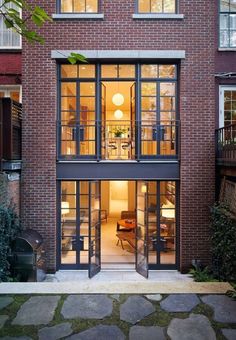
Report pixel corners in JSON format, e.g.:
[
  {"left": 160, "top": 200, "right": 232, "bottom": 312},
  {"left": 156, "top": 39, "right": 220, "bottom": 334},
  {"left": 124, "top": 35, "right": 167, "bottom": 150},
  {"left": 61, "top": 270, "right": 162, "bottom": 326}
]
[
  {"left": 138, "top": 0, "right": 176, "bottom": 13},
  {"left": 219, "top": 0, "right": 236, "bottom": 48},
  {"left": 60, "top": 0, "right": 98, "bottom": 13},
  {"left": 58, "top": 63, "right": 179, "bottom": 161},
  {"left": 0, "top": 0, "right": 21, "bottom": 48}
]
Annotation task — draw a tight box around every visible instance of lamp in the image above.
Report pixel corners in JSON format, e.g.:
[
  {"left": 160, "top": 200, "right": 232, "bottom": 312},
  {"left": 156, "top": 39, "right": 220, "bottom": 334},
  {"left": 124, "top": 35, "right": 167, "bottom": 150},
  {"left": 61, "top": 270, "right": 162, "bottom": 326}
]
[
  {"left": 112, "top": 93, "right": 124, "bottom": 106},
  {"left": 141, "top": 184, "right": 147, "bottom": 193},
  {"left": 161, "top": 201, "right": 175, "bottom": 219},
  {"left": 61, "top": 201, "right": 70, "bottom": 215},
  {"left": 114, "top": 109, "right": 123, "bottom": 119}
]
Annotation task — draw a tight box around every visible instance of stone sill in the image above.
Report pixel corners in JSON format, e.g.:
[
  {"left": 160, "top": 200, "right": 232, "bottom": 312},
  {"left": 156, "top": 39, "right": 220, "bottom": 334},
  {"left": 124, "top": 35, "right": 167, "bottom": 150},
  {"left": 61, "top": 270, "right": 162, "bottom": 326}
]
[
  {"left": 52, "top": 13, "right": 104, "bottom": 20},
  {"left": 0, "top": 47, "right": 22, "bottom": 50},
  {"left": 52, "top": 49, "right": 186, "bottom": 59},
  {"left": 132, "top": 13, "right": 184, "bottom": 20},
  {"left": 218, "top": 48, "right": 236, "bottom": 52}
]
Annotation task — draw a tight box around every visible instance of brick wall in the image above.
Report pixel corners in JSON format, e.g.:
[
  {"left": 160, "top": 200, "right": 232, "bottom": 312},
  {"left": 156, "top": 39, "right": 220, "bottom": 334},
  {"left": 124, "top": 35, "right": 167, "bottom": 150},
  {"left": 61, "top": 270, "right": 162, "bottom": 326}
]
[
  {"left": 22, "top": 0, "right": 216, "bottom": 272},
  {"left": 0, "top": 53, "right": 22, "bottom": 85}
]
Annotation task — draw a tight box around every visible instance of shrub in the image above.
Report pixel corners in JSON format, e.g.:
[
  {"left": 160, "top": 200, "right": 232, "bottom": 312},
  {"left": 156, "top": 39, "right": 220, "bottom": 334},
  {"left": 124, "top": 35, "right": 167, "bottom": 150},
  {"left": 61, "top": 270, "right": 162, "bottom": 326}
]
[
  {"left": 210, "top": 203, "right": 236, "bottom": 281},
  {"left": 189, "top": 265, "right": 218, "bottom": 282},
  {"left": 0, "top": 204, "right": 21, "bottom": 282}
]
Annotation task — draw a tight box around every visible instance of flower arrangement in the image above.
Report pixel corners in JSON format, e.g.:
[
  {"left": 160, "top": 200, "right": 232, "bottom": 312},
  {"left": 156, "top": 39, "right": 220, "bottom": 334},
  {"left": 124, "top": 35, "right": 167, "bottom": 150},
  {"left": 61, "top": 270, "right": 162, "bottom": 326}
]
[{"left": 113, "top": 127, "right": 127, "bottom": 137}]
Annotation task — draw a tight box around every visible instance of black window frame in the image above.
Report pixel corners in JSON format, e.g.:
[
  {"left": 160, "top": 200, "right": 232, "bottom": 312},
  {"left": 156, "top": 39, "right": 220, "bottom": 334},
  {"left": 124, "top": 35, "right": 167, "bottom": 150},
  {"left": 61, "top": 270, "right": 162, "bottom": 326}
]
[
  {"left": 219, "top": 0, "right": 236, "bottom": 48},
  {"left": 58, "top": 0, "right": 100, "bottom": 14},
  {"left": 57, "top": 179, "right": 179, "bottom": 271},
  {"left": 57, "top": 62, "right": 179, "bottom": 161},
  {"left": 135, "top": 0, "right": 178, "bottom": 14}
]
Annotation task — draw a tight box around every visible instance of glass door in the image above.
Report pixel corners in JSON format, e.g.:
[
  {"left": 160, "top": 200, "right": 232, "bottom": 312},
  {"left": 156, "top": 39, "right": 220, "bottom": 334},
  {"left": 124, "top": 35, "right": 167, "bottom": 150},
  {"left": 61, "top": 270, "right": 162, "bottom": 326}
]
[
  {"left": 89, "top": 181, "right": 101, "bottom": 278},
  {"left": 101, "top": 83, "right": 106, "bottom": 159},
  {"left": 219, "top": 86, "right": 236, "bottom": 128},
  {"left": 136, "top": 181, "right": 149, "bottom": 278},
  {"left": 130, "top": 83, "right": 136, "bottom": 159}
]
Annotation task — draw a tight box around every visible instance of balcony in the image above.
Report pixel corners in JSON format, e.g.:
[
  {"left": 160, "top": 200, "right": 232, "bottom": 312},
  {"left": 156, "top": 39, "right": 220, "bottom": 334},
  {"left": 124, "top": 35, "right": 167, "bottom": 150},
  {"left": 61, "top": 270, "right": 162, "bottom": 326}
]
[
  {"left": 58, "top": 120, "right": 180, "bottom": 161},
  {"left": 0, "top": 98, "right": 22, "bottom": 171},
  {"left": 216, "top": 124, "right": 236, "bottom": 167}
]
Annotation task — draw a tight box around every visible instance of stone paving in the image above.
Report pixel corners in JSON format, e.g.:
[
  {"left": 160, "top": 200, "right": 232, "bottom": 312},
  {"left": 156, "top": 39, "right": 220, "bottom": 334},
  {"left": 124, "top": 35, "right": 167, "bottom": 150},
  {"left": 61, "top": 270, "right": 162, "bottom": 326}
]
[
  {"left": 0, "top": 293, "right": 235, "bottom": 339},
  {"left": 61, "top": 295, "right": 113, "bottom": 320}
]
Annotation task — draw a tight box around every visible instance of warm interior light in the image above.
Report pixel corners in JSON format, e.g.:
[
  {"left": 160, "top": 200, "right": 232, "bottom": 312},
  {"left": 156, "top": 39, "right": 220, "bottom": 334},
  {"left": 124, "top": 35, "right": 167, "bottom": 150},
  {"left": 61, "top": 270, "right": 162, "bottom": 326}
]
[
  {"left": 112, "top": 93, "right": 124, "bottom": 106},
  {"left": 114, "top": 109, "right": 123, "bottom": 119},
  {"left": 61, "top": 201, "right": 70, "bottom": 215},
  {"left": 162, "top": 201, "right": 175, "bottom": 219},
  {"left": 141, "top": 184, "right": 147, "bottom": 193}
]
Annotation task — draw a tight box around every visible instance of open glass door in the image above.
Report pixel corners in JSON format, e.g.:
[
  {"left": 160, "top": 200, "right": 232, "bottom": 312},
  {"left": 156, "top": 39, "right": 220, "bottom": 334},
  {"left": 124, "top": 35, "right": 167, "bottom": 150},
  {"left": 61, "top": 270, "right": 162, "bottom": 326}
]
[
  {"left": 136, "top": 181, "right": 149, "bottom": 278},
  {"left": 89, "top": 181, "right": 101, "bottom": 278},
  {"left": 130, "top": 83, "right": 136, "bottom": 159},
  {"left": 101, "top": 83, "right": 106, "bottom": 159}
]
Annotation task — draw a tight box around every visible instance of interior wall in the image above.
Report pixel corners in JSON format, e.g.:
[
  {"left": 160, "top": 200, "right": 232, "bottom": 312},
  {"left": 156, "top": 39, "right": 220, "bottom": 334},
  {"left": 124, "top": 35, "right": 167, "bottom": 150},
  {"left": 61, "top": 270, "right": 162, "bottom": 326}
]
[
  {"left": 102, "top": 81, "right": 134, "bottom": 122},
  {"left": 109, "top": 181, "right": 128, "bottom": 217},
  {"left": 128, "top": 181, "right": 135, "bottom": 211},
  {"left": 101, "top": 181, "right": 136, "bottom": 217},
  {"left": 101, "top": 181, "right": 110, "bottom": 213}
]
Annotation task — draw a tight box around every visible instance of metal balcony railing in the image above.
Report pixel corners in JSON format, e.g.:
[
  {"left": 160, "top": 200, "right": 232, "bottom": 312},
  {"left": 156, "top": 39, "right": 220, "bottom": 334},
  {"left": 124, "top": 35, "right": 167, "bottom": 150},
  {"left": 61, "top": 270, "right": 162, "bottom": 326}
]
[
  {"left": 57, "top": 120, "right": 180, "bottom": 161},
  {"left": 216, "top": 124, "right": 236, "bottom": 165}
]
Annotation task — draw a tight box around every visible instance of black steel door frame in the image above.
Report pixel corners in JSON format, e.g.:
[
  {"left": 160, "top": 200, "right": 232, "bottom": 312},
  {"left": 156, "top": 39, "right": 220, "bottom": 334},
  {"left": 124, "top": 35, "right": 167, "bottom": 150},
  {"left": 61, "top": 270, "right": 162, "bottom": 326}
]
[{"left": 57, "top": 179, "right": 179, "bottom": 272}]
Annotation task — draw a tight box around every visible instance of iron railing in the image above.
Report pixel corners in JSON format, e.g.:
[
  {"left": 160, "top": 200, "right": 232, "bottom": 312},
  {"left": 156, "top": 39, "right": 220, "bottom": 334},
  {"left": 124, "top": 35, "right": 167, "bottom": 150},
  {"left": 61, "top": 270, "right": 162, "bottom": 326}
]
[
  {"left": 216, "top": 124, "right": 236, "bottom": 165},
  {"left": 58, "top": 120, "right": 180, "bottom": 161}
]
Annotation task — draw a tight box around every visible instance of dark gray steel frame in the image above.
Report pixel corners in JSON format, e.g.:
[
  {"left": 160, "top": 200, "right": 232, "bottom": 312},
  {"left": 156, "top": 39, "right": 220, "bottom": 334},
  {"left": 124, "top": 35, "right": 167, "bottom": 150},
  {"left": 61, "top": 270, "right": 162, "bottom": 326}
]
[
  {"left": 56, "top": 179, "right": 179, "bottom": 271},
  {"left": 57, "top": 61, "right": 179, "bottom": 161}
]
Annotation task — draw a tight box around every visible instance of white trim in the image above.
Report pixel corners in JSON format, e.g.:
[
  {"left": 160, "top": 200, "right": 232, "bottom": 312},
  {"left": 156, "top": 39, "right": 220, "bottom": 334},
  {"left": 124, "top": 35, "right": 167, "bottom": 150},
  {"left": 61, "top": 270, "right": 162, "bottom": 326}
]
[
  {"left": 51, "top": 50, "right": 186, "bottom": 59},
  {"left": 52, "top": 13, "right": 104, "bottom": 20},
  {"left": 0, "top": 85, "right": 22, "bottom": 103},
  {"left": 0, "top": 46, "right": 22, "bottom": 50},
  {"left": 132, "top": 14, "right": 184, "bottom": 20},
  {"left": 218, "top": 48, "right": 236, "bottom": 52},
  {"left": 219, "top": 85, "right": 236, "bottom": 128}
]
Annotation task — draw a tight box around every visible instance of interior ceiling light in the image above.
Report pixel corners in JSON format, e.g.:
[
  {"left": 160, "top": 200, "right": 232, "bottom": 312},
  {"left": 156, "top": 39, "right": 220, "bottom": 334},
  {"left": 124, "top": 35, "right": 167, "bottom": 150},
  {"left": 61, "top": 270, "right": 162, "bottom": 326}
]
[
  {"left": 114, "top": 109, "right": 123, "bottom": 119},
  {"left": 112, "top": 93, "right": 124, "bottom": 106}
]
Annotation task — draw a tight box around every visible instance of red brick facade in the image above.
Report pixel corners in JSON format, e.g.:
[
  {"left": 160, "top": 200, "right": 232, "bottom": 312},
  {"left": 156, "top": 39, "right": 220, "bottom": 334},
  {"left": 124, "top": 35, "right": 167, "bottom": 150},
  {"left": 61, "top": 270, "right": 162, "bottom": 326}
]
[
  {"left": 0, "top": 53, "right": 21, "bottom": 85},
  {"left": 22, "top": 1, "right": 216, "bottom": 272}
]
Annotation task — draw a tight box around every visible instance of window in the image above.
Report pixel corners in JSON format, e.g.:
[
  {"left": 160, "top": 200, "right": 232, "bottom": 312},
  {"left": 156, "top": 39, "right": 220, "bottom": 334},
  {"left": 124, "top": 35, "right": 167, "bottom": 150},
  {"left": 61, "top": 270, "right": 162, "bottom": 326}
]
[
  {"left": 60, "top": 64, "right": 96, "bottom": 157},
  {"left": 219, "top": 86, "right": 236, "bottom": 127},
  {"left": 0, "top": 86, "right": 21, "bottom": 102},
  {"left": 138, "top": 0, "right": 176, "bottom": 13},
  {"left": 219, "top": 0, "right": 236, "bottom": 48},
  {"left": 0, "top": 0, "right": 21, "bottom": 48},
  {"left": 60, "top": 0, "right": 98, "bottom": 13},
  {"left": 58, "top": 63, "right": 179, "bottom": 160}
]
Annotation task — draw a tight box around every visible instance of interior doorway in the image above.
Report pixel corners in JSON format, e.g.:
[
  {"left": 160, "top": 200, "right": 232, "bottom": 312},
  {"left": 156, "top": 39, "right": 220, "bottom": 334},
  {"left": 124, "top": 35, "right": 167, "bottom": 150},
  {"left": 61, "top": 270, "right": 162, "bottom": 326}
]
[
  {"left": 101, "top": 81, "right": 135, "bottom": 160},
  {"left": 101, "top": 181, "right": 136, "bottom": 269},
  {"left": 59, "top": 179, "right": 177, "bottom": 278}
]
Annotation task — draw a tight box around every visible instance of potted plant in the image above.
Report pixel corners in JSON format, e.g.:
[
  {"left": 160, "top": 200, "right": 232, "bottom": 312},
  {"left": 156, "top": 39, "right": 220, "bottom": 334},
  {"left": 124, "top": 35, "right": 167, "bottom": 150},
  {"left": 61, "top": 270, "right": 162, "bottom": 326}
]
[{"left": 113, "top": 127, "right": 127, "bottom": 137}]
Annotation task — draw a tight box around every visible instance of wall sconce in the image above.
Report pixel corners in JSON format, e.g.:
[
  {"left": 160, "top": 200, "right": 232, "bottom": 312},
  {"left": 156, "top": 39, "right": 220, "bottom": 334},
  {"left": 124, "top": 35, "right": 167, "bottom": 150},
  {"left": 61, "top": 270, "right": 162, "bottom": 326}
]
[{"left": 112, "top": 93, "right": 124, "bottom": 106}]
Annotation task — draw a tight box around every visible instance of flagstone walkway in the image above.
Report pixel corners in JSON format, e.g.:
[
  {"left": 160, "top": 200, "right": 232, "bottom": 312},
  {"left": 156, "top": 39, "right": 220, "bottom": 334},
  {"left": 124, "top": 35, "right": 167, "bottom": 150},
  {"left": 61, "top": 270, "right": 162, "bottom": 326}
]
[{"left": 0, "top": 293, "right": 236, "bottom": 339}]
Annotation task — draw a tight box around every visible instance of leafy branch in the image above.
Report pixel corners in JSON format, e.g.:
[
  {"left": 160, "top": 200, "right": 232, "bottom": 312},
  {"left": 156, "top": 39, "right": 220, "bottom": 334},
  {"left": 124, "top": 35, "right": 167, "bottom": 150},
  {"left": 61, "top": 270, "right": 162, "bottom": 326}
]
[{"left": 0, "top": 0, "right": 86, "bottom": 63}]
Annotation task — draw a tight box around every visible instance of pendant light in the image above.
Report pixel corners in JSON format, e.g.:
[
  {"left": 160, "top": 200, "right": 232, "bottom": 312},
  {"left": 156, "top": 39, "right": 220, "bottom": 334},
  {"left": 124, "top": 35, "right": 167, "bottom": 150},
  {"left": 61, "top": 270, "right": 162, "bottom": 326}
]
[
  {"left": 114, "top": 109, "right": 123, "bottom": 119},
  {"left": 112, "top": 93, "right": 124, "bottom": 106}
]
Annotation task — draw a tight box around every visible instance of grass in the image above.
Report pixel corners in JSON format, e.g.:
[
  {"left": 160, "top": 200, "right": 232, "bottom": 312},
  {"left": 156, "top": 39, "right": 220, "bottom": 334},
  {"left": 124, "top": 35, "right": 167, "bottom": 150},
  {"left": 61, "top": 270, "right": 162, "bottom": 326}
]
[{"left": 0, "top": 293, "right": 235, "bottom": 339}]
